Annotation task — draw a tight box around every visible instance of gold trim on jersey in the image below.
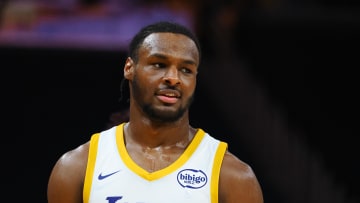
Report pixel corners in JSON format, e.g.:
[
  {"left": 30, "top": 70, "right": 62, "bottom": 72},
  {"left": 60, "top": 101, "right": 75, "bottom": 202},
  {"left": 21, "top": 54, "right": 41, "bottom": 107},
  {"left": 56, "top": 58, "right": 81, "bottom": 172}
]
[
  {"left": 83, "top": 132, "right": 100, "bottom": 203},
  {"left": 115, "top": 123, "right": 206, "bottom": 181},
  {"left": 210, "top": 141, "right": 228, "bottom": 203}
]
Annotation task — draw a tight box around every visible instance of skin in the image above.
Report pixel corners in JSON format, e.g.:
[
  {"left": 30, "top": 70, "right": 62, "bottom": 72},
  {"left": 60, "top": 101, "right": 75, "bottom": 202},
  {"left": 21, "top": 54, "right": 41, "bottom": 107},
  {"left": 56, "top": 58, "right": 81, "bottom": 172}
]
[{"left": 47, "top": 33, "right": 264, "bottom": 203}]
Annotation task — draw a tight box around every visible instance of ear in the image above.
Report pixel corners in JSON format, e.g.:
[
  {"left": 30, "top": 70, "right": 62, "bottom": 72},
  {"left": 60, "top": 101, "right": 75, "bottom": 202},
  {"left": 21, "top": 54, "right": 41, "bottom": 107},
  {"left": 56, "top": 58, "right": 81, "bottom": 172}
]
[{"left": 124, "top": 57, "right": 134, "bottom": 80}]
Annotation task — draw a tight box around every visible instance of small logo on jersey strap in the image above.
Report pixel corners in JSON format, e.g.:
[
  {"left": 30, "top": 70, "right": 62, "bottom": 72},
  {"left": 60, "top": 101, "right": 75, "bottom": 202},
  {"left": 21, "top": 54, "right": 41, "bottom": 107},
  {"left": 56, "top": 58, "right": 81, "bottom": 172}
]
[
  {"left": 177, "top": 169, "right": 207, "bottom": 189},
  {"left": 98, "top": 170, "right": 121, "bottom": 180}
]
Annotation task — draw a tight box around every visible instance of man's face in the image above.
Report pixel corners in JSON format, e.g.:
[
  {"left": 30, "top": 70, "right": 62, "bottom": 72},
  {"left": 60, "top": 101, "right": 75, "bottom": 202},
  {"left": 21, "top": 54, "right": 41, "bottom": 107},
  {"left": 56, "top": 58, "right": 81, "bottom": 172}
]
[{"left": 129, "top": 32, "right": 200, "bottom": 122}]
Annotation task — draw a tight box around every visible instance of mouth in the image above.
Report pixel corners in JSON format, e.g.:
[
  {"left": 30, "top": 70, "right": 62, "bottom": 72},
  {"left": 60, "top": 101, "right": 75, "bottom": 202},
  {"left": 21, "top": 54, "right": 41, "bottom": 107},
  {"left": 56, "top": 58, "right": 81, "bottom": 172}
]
[{"left": 156, "top": 89, "right": 181, "bottom": 104}]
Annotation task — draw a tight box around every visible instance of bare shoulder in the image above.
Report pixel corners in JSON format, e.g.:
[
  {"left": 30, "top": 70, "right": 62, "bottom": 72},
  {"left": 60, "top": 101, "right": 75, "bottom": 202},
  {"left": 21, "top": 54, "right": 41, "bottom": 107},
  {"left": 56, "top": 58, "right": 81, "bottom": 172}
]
[
  {"left": 53, "top": 142, "right": 90, "bottom": 174},
  {"left": 219, "top": 151, "right": 264, "bottom": 203},
  {"left": 47, "top": 142, "right": 90, "bottom": 203}
]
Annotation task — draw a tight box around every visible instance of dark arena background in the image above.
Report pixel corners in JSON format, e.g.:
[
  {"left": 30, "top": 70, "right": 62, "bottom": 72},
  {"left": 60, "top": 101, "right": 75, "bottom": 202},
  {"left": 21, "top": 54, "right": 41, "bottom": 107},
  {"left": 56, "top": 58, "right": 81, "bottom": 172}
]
[{"left": 4, "top": 0, "right": 359, "bottom": 202}]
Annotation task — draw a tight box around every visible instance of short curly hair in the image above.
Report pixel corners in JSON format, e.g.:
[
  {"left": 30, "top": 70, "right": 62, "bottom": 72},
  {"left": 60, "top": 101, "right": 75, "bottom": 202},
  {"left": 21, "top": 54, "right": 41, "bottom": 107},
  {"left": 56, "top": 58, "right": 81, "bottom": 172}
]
[{"left": 128, "top": 21, "right": 201, "bottom": 63}]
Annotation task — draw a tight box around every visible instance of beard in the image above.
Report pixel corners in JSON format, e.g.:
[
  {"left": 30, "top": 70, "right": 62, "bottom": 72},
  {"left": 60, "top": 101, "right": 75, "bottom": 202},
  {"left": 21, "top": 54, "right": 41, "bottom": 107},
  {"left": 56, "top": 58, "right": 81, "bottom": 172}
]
[{"left": 131, "top": 75, "right": 194, "bottom": 123}]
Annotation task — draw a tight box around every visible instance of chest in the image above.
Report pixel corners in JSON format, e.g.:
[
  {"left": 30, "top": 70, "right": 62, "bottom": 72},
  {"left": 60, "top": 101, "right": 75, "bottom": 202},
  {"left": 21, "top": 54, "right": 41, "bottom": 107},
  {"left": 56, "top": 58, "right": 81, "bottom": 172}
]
[{"left": 126, "top": 146, "right": 184, "bottom": 172}]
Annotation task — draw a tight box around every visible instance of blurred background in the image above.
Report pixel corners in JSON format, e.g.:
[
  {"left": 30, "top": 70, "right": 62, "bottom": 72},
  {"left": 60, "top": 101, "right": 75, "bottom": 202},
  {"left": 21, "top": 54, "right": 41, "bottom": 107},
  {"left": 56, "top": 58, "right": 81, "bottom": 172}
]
[{"left": 4, "top": 0, "right": 359, "bottom": 202}]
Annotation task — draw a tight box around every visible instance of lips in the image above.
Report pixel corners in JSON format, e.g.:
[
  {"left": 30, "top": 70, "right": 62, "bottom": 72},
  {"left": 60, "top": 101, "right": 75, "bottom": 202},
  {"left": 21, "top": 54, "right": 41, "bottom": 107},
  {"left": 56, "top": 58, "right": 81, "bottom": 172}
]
[{"left": 156, "top": 89, "right": 180, "bottom": 104}]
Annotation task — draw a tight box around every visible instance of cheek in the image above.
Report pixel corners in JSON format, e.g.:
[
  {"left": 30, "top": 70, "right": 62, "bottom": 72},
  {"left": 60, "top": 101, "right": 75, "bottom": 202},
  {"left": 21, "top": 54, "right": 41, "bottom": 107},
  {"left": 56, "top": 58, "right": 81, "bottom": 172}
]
[
  {"left": 182, "top": 78, "right": 197, "bottom": 94},
  {"left": 182, "top": 76, "right": 196, "bottom": 87},
  {"left": 133, "top": 73, "right": 158, "bottom": 97}
]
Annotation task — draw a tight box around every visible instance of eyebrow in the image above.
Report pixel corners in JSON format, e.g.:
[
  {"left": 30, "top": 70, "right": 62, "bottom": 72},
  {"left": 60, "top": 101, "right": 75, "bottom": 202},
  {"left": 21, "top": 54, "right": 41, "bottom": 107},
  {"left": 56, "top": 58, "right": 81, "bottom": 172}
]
[{"left": 149, "top": 53, "right": 197, "bottom": 66}]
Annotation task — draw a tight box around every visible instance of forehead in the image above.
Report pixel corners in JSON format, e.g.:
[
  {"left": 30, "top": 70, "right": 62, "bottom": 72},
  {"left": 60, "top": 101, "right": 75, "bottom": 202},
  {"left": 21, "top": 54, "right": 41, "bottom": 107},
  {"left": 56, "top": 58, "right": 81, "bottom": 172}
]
[{"left": 140, "top": 32, "right": 199, "bottom": 63}]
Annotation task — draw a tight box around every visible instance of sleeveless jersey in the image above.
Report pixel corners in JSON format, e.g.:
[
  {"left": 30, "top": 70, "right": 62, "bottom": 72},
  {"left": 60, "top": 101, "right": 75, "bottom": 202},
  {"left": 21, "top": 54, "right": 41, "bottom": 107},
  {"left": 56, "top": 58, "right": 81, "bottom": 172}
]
[{"left": 83, "top": 123, "right": 228, "bottom": 203}]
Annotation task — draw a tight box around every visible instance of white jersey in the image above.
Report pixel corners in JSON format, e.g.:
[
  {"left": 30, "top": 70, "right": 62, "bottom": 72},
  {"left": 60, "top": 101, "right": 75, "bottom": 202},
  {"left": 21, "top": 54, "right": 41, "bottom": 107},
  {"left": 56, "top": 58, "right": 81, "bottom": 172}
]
[{"left": 83, "top": 123, "right": 228, "bottom": 203}]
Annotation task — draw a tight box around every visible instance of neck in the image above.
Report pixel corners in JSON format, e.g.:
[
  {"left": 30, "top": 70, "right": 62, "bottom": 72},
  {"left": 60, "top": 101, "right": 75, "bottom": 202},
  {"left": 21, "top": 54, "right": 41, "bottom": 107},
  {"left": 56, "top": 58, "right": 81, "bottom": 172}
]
[{"left": 124, "top": 116, "right": 194, "bottom": 148}]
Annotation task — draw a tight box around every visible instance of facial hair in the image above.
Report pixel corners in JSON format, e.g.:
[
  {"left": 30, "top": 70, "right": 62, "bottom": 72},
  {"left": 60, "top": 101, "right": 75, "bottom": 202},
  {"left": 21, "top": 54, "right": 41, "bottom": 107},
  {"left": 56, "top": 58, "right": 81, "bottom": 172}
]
[{"left": 131, "top": 75, "right": 194, "bottom": 123}]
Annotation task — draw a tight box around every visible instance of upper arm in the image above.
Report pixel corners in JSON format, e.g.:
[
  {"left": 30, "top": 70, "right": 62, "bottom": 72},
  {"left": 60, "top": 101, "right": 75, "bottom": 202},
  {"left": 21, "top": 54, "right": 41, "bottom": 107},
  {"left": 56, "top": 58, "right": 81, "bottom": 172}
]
[
  {"left": 219, "top": 151, "right": 264, "bottom": 203},
  {"left": 47, "top": 142, "right": 89, "bottom": 203}
]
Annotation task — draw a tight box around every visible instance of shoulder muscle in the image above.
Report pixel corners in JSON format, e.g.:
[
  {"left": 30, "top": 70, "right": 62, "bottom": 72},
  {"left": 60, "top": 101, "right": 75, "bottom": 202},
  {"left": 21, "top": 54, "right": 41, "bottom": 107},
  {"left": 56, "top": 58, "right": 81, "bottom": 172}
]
[
  {"left": 47, "top": 142, "right": 89, "bottom": 203},
  {"left": 219, "top": 151, "right": 264, "bottom": 203}
]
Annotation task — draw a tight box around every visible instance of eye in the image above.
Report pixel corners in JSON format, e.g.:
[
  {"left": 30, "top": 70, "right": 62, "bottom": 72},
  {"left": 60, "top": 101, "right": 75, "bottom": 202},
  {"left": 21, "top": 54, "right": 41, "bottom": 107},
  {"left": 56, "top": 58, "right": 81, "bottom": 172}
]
[
  {"left": 153, "top": 63, "right": 166, "bottom": 68},
  {"left": 180, "top": 67, "right": 192, "bottom": 74}
]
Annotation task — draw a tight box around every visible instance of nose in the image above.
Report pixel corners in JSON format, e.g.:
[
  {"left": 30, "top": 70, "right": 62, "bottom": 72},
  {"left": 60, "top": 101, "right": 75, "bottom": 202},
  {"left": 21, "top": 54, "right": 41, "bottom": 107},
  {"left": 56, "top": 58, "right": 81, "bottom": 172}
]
[{"left": 163, "top": 67, "right": 180, "bottom": 86}]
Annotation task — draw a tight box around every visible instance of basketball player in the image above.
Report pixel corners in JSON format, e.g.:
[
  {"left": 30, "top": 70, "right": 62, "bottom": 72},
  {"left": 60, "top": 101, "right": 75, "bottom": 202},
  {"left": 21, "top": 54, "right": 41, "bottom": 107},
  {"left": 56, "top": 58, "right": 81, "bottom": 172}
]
[{"left": 47, "top": 21, "right": 264, "bottom": 203}]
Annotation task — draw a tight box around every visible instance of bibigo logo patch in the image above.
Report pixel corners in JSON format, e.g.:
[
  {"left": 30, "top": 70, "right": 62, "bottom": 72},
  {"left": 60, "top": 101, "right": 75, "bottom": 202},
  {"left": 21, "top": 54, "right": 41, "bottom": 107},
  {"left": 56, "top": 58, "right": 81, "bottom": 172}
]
[{"left": 177, "top": 169, "right": 207, "bottom": 189}]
